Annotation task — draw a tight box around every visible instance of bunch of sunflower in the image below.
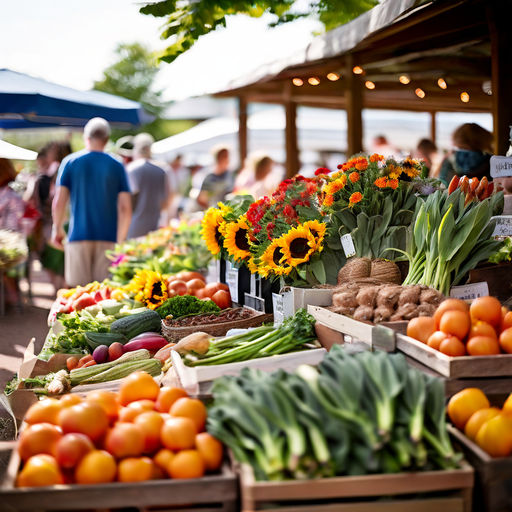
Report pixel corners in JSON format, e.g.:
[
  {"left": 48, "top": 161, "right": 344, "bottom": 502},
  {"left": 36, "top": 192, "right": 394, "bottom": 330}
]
[{"left": 125, "top": 269, "right": 168, "bottom": 310}]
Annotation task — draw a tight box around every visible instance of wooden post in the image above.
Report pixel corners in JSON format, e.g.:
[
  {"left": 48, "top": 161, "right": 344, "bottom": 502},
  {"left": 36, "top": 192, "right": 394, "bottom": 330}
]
[
  {"left": 430, "top": 111, "right": 437, "bottom": 145},
  {"left": 487, "top": 1, "right": 512, "bottom": 155},
  {"left": 285, "top": 101, "right": 299, "bottom": 178},
  {"left": 238, "top": 96, "right": 248, "bottom": 168},
  {"left": 345, "top": 55, "right": 363, "bottom": 156}
]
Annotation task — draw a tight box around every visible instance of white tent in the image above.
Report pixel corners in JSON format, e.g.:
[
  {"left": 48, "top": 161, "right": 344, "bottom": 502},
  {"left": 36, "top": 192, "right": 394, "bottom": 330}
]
[{"left": 0, "top": 139, "right": 37, "bottom": 160}]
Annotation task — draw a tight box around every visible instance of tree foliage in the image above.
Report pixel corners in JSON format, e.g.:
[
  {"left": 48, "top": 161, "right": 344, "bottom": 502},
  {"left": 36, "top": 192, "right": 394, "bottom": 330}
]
[{"left": 140, "top": 0, "right": 377, "bottom": 63}]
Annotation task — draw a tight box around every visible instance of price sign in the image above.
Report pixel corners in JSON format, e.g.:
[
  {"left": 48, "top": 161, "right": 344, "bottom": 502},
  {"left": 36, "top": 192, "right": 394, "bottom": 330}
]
[
  {"left": 491, "top": 215, "right": 512, "bottom": 238},
  {"left": 225, "top": 261, "right": 239, "bottom": 303},
  {"left": 490, "top": 156, "right": 512, "bottom": 178},
  {"left": 340, "top": 234, "right": 356, "bottom": 258},
  {"left": 272, "top": 293, "right": 284, "bottom": 325},
  {"left": 450, "top": 282, "right": 489, "bottom": 301}
]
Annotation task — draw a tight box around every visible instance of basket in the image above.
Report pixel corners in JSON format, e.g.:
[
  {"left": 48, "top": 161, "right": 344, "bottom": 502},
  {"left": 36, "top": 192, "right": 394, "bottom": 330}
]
[{"left": 161, "top": 308, "right": 273, "bottom": 342}]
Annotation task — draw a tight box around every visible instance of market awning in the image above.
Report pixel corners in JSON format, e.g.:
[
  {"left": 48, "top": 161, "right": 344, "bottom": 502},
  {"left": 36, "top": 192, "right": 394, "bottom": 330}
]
[
  {"left": 0, "top": 69, "right": 153, "bottom": 129},
  {"left": 0, "top": 139, "right": 37, "bottom": 160}
]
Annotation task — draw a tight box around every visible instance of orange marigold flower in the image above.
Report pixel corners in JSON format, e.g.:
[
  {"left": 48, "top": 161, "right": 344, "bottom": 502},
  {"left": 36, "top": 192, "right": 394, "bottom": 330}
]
[
  {"left": 349, "top": 192, "right": 363, "bottom": 206},
  {"left": 374, "top": 177, "right": 388, "bottom": 188},
  {"left": 349, "top": 172, "right": 360, "bottom": 183},
  {"left": 323, "top": 194, "right": 334, "bottom": 207},
  {"left": 388, "top": 178, "right": 399, "bottom": 190},
  {"left": 355, "top": 160, "right": 368, "bottom": 171},
  {"left": 370, "top": 153, "right": 384, "bottom": 163}
]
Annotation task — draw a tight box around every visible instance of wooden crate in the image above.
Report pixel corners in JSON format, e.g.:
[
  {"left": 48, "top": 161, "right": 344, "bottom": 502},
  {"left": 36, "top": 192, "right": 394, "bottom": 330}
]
[
  {"left": 450, "top": 427, "right": 512, "bottom": 512},
  {"left": 396, "top": 333, "right": 512, "bottom": 378},
  {"left": 239, "top": 460, "right": 474, "bottom": 512},
  {"left": 1, "top": 448, "right": 237, "bottom": 512}
]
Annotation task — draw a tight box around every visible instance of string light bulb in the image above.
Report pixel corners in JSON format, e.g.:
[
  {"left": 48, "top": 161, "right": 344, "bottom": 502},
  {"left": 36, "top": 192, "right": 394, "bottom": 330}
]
[
  {"left": 327, "top": 72, "right": 340, "bottom": 81},
  {"left": 415, "top": 88, "right": 426, "bottom": 99},
  {"left": 352, "top": 66, "right": 364, "bottom": 75},
  {"left": 292, "top": 78, "right": 303, "bottom": 86},
  {"left": 437, "top": 78, "right": 447, "bottom": 89},
  {"left": 308, "top": 77, "right": 320, "bottom": 86},
  {"left": 460, "top": 91, "right": 470, "bottom": 103},
  {"left": 399, "top": 75, "right": 410, "bottom": 85},
  {"left": 365, "top": 81, "right": 376, "bottom": 90}
]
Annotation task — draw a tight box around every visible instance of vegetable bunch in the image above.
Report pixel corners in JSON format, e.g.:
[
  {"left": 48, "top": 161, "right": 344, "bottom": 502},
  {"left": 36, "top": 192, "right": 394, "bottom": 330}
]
[
  {"left": 156, "top": 295, "right": 220, "bottom": 319},
  {"left": 398, "top": 188, "right": 504, "bottom": 295},
  {"left": 209, "top": 346, "right": 460, "bottom": 481},
  {"left": 447, "top": 175, "right": 494, "bottom": 204}
]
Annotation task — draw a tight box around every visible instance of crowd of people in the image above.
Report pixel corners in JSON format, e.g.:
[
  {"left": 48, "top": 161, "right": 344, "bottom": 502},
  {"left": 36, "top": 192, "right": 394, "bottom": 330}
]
[{"left": 0, "top": 116, "right": 509, "bottom": 310}]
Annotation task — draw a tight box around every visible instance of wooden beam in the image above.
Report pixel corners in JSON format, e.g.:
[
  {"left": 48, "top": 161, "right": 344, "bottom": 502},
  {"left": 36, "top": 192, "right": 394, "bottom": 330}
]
[
  {"left": 345, "top": 56, "right": 363, "bottom": 156},
  {"left": 238, "top": 97, "right": 248, "bottom": 169},
  {"left": 430, "top": 112, "right": 437, "bottom": 145},
  {"left": 285, "top": 102, "right": 299, "bottom": 178},
  {"left": 487, "top": 1, "right": 512, "bottom": 155}
]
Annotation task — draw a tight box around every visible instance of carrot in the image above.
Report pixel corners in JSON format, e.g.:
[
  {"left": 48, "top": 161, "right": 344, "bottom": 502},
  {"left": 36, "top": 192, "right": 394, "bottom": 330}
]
[{"left": 77, "top": 355, "right": 94, "bottom": 368}]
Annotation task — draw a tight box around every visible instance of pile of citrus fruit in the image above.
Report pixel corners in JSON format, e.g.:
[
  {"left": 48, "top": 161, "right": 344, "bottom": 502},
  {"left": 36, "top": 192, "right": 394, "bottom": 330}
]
[
  {"left": 407, "top": 296, "right": 512, "bottom": 356},
  {"left": 448, "top": 388, "right": 512, "bottom": 457},
  {"left": 16, "top": 371, "right": 223, "bottom": 487}
]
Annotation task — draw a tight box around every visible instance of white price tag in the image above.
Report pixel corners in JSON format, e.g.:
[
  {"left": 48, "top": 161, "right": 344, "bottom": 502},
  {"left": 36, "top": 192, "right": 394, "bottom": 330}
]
[
  {"left": 450, "top": 282, "right": 489, "bottom": 301},
  {"left": 250, "top": 273, "right": 257, "bottom": 296},
  {"left": 490, "top": 156, "right": 512, "bottom": 178},
  {"left": 491, "top": 215, "right": 512, "bottom": 238},
  {"left": 226, "top": 262, "right": 239, "bottom": 303},
  {"left": 272, "top": 293, "right": 284, "bottom": 325},
  {"left": 340, "top": 234, "right": 356, "bottom": 258}
]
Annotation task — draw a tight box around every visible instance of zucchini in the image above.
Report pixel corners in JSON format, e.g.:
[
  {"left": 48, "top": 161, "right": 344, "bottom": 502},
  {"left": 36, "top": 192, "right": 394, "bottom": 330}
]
[
  {"left": 110, "top": 309, "right": 161, "bottom": 339},
  {"left": 85, "top": 332, "right": 127, "bottom": 350},
  {"left": 81, "top": 359, "right": 162, "bottom": 384}
]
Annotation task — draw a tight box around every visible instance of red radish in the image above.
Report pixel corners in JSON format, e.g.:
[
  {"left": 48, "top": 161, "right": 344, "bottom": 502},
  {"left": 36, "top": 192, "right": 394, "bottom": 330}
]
[{"left": 72, "top": 293, "right": 97, "bottom": 311}]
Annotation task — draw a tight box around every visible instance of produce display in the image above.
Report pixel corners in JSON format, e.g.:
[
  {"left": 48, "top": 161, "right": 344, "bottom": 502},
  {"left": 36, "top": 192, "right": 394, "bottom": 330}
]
[
  {"left": 0, "top": 229, "right": 28, "bottom": 270},
  {"left": 156, "top": 295, "right": 221, "bottom": 320},
  {"left": 406, "top": 296, "right": 512, "bottom": 356},
  {"left": 447, "top": 388, "right": 512, "bottom": 457},
  {"left": 163, "top": 307, "right": 254, "bottom": 327},
  {"left": 15, "top": 371, "right": 223, "bottom": 487},
  {"left": 209, "top": 346, "right": 459, "bottom": 481},
  {"left": 447, "top": 175, "right": 495, "bottom": 203}
]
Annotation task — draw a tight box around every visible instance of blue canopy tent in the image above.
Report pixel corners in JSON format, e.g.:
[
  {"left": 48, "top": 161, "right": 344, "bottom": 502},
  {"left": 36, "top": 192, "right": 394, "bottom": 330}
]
[{"left": 0, "top": 69, "right": 152, "bottom": 129}]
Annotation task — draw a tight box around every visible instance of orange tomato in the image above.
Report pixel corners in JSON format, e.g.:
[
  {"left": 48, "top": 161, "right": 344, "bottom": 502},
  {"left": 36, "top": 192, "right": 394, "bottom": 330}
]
[
  {"left": 447, "top": 388, "right": 490, "bottom": 430},
  {"left": 105, "top": 422, "right": 145, "bottom": 458},
  {"left": 25, "top": 398, "right": 62, "bottom": 425},
  {"left": 476, "top": 414, "right": 512, "bottom": 457},
  {"left": 18, "top": 423, "right": 62, "bottom": 462},
  {"left": 167, "top": 280, "right": 187, "bottom": 297},
  {"left": 439, "top": 336, "right": 466, "bottom": 357},
  {"left": 499, "top": 328, "right": 512, "bottom": 354},
  {"left": 170, "top": 398, "right": 207, "bottom": 432},
  {"left": 439, "top": 310, "right": 470, "bottom": 340},
  {"left": 118, "top": 457, "right": 154, "bottom": 482},
  {"left": 155, "top": 387, "right": 189, "bottom": 413},
  {"left": 464, "top": 407, "right": 501, "bottom": 441},
  {"left": 153, "top": 448, "right": 175, "bottom": 475},
  {"left": 118, "top": 399, "right": 156, "bottom": 422},
  {"left": 195, "top": 432, "right": 223, "bottom": 471},
  {"left": 211, "top": 290, "right": 231, "bottom": 310},
  {"left": 54, "top": 433, "right": 94, "bottom": 469},
  {"left": 466, "top": 336, "right": 501, "bottom": 356},
  {"left": 433, "top": 299, "right": 469, "bottom": 328},
  {"left": 426, "top": 331, "right": 448, "bottom": 351},
  {"left": 118, "top": 371, "right": 160, "bottom": 406},
  {"left": 59, "top": 402, "right": 109, "bottom": 442},
  {"left": 187, "top": 278, "right": 205, "bottom": 295},
  {"left": 470, "top": 296, "right": 502, "bottom": 327},
  {"left": 161, "top": 417, "right": 196, "bottom": 451},
  {"left": 66, "top": 356, "right": 79, "bottom": 371},
  {"left": 75, "top": 450, "right": 117, "bottom": 484},
  {"left": 502, "top": 310, "right": 512, "bottom": 331},
  {"left": 469, "top": 321, "right": 497, "bottom": 341},
  {"left": 17, "top": 454, "right": 63, "bottom": 488},
  {"left": 59, "top": 394, "right": 82, "bottom": 408},
  {"left": 134, "top": 411, "right": 164, "bottom": 453},
  {"left": 407, "top": 316, "right": 436, "bottom": 344},
  {"left": 168, "top": 450, "right": 205, "bottom": 479},
  {"left": 86, "top": 390, "right": 119, "bottom": 422},
  {"left": 176, "top": 271, "right": 205, "bottom": 283}
]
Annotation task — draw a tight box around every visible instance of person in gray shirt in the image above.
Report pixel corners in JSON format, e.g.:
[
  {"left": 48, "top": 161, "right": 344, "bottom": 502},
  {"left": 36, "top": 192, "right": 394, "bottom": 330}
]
[{"left": 127, "top": 133, "right": 171, "bottom": 238}]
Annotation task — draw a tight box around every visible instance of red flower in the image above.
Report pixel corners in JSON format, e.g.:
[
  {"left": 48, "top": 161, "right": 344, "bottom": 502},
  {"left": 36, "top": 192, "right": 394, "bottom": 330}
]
[{"left": 315, "top": 167, "right": 331, "bottom": 176}]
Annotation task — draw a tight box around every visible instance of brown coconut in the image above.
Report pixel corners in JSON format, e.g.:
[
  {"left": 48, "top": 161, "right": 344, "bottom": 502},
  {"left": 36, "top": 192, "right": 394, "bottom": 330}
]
[{"left": 370, "top": 259, "right": 402, "bottom": 284}]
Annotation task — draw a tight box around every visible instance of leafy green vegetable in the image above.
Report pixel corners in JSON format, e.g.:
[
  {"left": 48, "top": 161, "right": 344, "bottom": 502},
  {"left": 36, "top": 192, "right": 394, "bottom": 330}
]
[
  {"left": 489, "top": 237, "right": 512, "bottom": 264},
  {"left": 156, "top": 295, "right": 220, "bottom": 319}
]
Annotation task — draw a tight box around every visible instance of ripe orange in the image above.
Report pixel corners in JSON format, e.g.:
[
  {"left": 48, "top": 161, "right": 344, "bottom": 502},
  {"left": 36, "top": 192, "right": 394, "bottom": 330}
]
[
  {"left": 195, "top": 432, "right": 223, "bottom": 471},
  {"left": 59, "top": 394, "right": 82, "bottom": 408},
  {"left": 434, "top": 299, "right": 469, "bottom": 328},
  {"left": 427, "top": 331, "right": 448, "bottom": 351},
  {"left": 118, "top": 457, "right": 154, "bottom": 482},
  {"left": 17, "top": 454, "right": 63, "bottom": 488},
  {"left": 153, "top": 448, "right": 174, "bottom": 475},
  {"left": 476, "top": 414, "right": 512, "bottom": 457},
  {"left": 502, "top": 310, "right": 512, "bottom": 331},
  {"left": 499, "top": 328, "right": 512, "bottom": 354},
  {"left": 469, "top": 321, "right": 497, "bottom": 341},
  {"left": 407, "top": 316, "right": 436, "bottom": 344},
  {"left": 118, "top": 371, "right": 160, "bottom": 406},
  {"left": 118, "top": 399, "right": 155, "bottom": 422},
  {"left": 75, "top": 450, "right": 117, "bottom": 484},
  {"left": 134, "top": 411, "right": 164, "bottom": 453},
  {"left": 53, "top": 433, "right": 94, "bottom": 469},
  {"left": 86, "top": 390, "right": 119, "bottom": 422},
  {"left": 447, "top": 388, "right": 490, "bottom": 430},
  {"left": 170, "top": 398, "right": 207, "bottom": 432},
  {"left": 155, "top": 387, "right": 188, "bottom": 413},
  {"left": 464, "top": 407, "right": 501, "bottom": 441},
  {"left": 105, "top": 422, "right": 145, "bottom": 458},
  {"left": 161, "top": 417, "right": 196, "bottom": 451},
  {"left": 59, "top": 402, "right": 109, "bottom": 442},
  {"left": 168, "top": 449, "right": 205, "bottom": 479},
  {"left": 25, "top": 398, "right": 62, "bottom": 425},
  {"left": 439, "top": 336, "right": 466, "bottom": 357},
  {"left": 503, "top": 393, "right": 512, "bottom": 415},
  {"left": 439, "top": 310, "right": 470, "bottom": 340},
  {"left": 470, "top": 296, "right": 502, "bottom": 327},
  {"left": 466, "top": 336, "right": 501, "bottom": 356},
  {"left": 18, "top": 423, "right": 62, "bottom": 462}
]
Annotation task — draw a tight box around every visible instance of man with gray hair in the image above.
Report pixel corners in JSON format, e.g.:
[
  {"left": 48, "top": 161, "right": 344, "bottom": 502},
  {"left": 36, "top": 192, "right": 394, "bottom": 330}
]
[
  {"left": 52, "top": 117, "right": 132, "bottom": 286},
  {"left": 126, "top": 132, "right": 171, "bottom": 238}
]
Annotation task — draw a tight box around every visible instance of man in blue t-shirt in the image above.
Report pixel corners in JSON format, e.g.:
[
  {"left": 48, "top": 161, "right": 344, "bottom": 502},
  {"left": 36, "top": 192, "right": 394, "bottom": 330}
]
[{"left": 51, "top": 117, "right": 132, "bottom": 286}]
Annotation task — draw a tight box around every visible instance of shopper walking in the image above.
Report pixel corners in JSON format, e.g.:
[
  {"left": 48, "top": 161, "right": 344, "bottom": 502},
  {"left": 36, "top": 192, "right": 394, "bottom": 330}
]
[
  {"left": 51, "top": 117, "right": 132, "bottom": 287},
  {"left": 197, "top": 146, "right": 233, "bottom": 209}
]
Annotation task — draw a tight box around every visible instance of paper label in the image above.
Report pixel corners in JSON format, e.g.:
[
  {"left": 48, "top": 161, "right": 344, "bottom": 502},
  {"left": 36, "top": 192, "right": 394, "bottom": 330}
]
[
  {"left": 250, "top": 273, "right": 257, "bottom": 296},
  {"left": 340, "top": 234, "right": 356, "bottom": 258},
  {"left": 272, "top": 293, "right": 284, "bottom": 325},
  {"left": 490, "top": 156, "right": 512, "bottom": 178},
  {"left": 225, "top": 261, "right": 239, "bottom": 303},
  {"left": 491, "top": 215, "right": 512, "bottom": 238},
  {"left": 206, "top": 259, "right": 220, "bottom": 283},
  {"left": 450, "top": 282, "right": 489, "bottom": 301}
]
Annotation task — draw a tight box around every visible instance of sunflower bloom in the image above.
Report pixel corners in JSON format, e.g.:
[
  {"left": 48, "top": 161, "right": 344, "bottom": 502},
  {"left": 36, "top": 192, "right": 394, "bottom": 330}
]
[
  {"left": 127, "top": 269, "right": 168, "bottom": 310},
  {"left": 259, "top": 237, "right": 293, "bottom": 277},
  {"left": 281, "top": 224, "right": 317, "bottom": 266},
  {"left": 349, "top": 172, "right": 360, "bottom": 183},
  {"left": 402, "top": 157, "right": 421, "bottom": 178},
  {"left": 223, "top": 215, "right": 251, "bottom": 261},
  {"left": 374, "top": 177, "right": 388, "bottom": 188},
  {"left": 201, "top": 207, "right": 225, "bottom": 255},
  {"left": 349, "top": 192, "right": 363, "bottom": 207},
  {"left": 302, "top": 220, "right": 326, "bottom": 253}
]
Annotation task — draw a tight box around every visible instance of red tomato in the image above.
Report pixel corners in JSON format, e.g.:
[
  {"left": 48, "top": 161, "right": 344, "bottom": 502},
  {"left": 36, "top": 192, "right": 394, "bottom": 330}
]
[
  {"left": 168, "top": 280, "right": 188, "bottom": 296},
  {"left": 187, "top": 279, "right": 205, "bottom": 295},
  {"left": 211, "top": 290, "right": 231, "bottom": 309},
  {"left": 203, "top": 283, "right": 221, "bottom": 297},
  {"left": 195, "top": 289, "right": 206, "bottom": 299},
  {"left": 176, "top": 271, "right": 205, "bottom": 283}
]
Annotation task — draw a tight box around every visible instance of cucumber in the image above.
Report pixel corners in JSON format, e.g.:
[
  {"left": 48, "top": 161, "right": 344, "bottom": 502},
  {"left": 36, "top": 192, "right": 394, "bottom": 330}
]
[
  {"left": 84, "top": 332, "right": 127, "bottom": 350},
  {"left": 110, "top": 309, "right": 161, "bottom": 339}
]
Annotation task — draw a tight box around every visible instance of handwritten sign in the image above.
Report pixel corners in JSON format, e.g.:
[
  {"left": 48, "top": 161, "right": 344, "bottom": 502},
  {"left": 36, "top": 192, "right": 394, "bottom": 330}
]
[
  {"left": 225, "top": 261, "right": 239, "bottom": 303},
  {"left": 450, "top": 282, "right": 489, "bottom": 301},
  {"left": 490, "top": 156, "right": 512, "bottom": 178},
  {"left": 340, "top": 234, "right": 356, "bottom": 258},
  {"left": 272, "top": 293, "right": 284, "bottom": 325},
  {"left": 491, "top": 215, "right": 512, "bottom": 238}
]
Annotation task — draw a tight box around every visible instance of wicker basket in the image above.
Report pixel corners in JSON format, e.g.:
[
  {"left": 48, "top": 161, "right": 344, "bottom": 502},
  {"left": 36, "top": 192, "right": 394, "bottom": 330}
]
[{"left": 161, "top": 308, "right": 273, "bottom": 343}]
